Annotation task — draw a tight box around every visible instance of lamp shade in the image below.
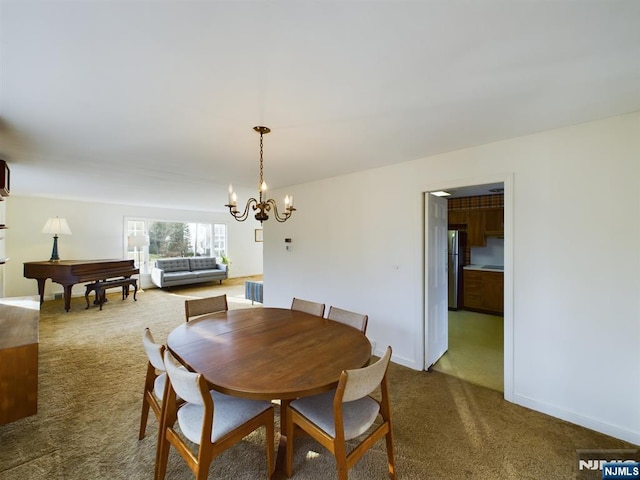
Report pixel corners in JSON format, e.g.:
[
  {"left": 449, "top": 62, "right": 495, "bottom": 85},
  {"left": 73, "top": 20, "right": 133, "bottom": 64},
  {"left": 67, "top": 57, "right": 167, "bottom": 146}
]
[
  {"left": 128, "top": 234, "right": 149, "bottom": 248},
  {"left": 41, "top": 217, "right": 72, "bottom": 235}
]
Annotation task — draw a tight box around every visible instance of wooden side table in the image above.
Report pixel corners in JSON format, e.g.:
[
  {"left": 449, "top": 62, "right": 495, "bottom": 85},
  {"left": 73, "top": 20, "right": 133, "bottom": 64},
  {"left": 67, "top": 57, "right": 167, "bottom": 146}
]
[{"left": 0, "top": 297, "right": 39, "bottom": 424}]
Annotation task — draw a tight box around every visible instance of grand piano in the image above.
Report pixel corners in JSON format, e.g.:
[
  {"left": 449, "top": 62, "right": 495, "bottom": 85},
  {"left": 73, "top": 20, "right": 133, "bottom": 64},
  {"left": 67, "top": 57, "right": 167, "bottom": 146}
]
[{"left": 24, "top": 259, "right": 139, "bottom": 311}]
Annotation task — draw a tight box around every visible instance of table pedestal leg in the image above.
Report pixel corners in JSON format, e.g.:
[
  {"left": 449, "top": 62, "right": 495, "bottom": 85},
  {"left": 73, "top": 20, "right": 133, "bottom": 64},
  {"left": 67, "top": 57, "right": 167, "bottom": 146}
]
[{"left": 272, "top": 399, "right": 291, "bottom": 478}]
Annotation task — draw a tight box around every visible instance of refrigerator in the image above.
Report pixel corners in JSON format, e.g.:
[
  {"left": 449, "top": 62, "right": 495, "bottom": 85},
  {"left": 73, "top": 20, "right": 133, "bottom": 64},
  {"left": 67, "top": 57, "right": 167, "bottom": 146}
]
[{"left": 448, "top": 230, "right": 466, "bottom": 310}]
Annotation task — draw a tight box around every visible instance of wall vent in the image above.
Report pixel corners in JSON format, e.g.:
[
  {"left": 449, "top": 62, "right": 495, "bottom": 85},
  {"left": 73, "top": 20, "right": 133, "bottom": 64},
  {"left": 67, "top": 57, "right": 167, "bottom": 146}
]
[{"left": 54, "top": 293, "right": 63, "bottom": 300}]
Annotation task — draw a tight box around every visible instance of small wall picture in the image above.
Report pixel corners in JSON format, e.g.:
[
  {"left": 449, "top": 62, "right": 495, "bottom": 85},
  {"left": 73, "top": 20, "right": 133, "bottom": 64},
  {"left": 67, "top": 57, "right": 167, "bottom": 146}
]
[{"left": 255, "top": 229, "right": 263, "bottom": 242}]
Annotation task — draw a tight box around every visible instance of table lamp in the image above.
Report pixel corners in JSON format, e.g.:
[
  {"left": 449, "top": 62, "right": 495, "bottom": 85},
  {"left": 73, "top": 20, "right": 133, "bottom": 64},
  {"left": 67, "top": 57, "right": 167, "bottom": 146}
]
[{"left": 42, "top": 217, "right": 72, "bottom": 261}]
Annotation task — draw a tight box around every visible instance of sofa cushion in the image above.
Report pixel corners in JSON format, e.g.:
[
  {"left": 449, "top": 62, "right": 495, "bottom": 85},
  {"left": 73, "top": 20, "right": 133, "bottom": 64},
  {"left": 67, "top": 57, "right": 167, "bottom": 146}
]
[
  {"left": 156, "top": 258, "right": 191, "bottom": 272},
  {"left": 193, "top": 269, "right": 225, "bottom": 279},
  {"left": 189, "top": 257, "right": 219, "bottom": 271},
  {"left": 163, "top": 271, "right": 198, "bottom": 282}
]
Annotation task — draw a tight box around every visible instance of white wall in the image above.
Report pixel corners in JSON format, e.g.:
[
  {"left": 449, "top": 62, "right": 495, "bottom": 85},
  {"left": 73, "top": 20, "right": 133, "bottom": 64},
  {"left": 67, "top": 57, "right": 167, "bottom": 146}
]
[
  {"left": 264, "top": 111, "right": 640, "bottom": 444},
  {"left": 6, "top": 196, "right": 263, "bottom": 299},
  {"left": 470, "top": 237, "right": 504, "bottom": 266}
]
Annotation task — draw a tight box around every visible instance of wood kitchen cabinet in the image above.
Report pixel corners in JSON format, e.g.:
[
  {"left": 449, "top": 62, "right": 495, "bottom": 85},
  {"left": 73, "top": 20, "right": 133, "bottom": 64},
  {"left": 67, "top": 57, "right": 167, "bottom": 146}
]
[
  {"left": 448, "top": 210, "right": 468, "bottom": 226},
  {"left": 482, "top": 271, "right": 504, "bottom": 314},
  {"left": 467, "top": 210, "right": 486, "bottom": 246},
  {"left": 484, "top": 208, "right": 504, "bottom": 235},
  {"left": 462, "top": 270, "right": 483, "bottom": 310},
  {"left": 448, "top": 206, "right": 504, "bottom": 246},
  {"left": 463, "top": 269, "right": 503, "bottom": 315}
]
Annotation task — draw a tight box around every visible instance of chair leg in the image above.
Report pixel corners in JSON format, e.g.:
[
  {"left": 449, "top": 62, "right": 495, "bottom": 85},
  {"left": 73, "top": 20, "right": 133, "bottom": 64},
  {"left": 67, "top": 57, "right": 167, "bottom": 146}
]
[
  {"left": 334, "top": 442, "right": 349, "bottom": 480},
  {"left": 155, "top": 385, "right": 177, "bottom": 480},
  {"left": 139, "top": 363, "right": 156, "bottom": 440},
  {"left": 155, "top": 429, "right": 170, "bottom": 480},
  {"left": 139, "top": 394, "right": 150, "bottom": 440},
  {"left": 195, "top": 450, "right": 213, "bottom": 480},
  {"left": 385, "top": 429, "right": 397, "bottom": 480}
]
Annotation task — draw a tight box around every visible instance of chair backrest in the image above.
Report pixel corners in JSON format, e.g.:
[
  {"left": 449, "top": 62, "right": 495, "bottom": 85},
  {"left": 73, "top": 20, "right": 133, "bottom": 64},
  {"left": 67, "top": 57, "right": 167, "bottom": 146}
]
[
  {"left": 327, "top": 306, "right": 368, "bottom": 334},
  {"left": 142, "top": 328, "right": 165, "bottom": 371},
  {"left": 340, "top": 346, "right": 392, "bottom": 403},
  {"left": 291, "top": 297, "right": 325, "bottom": 317},
  {"left": 185, "top": 294, "right": 228, "bottom": 321},
  {"left": 163, "top": 350, "right": 206, "bottom": 406}
]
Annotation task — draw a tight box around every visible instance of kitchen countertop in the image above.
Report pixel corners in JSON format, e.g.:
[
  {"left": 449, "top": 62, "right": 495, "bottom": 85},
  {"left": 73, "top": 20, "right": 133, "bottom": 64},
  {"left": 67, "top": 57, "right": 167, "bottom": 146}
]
[{"left": 463, "top": 264, "right": 504, "bottom": 272}]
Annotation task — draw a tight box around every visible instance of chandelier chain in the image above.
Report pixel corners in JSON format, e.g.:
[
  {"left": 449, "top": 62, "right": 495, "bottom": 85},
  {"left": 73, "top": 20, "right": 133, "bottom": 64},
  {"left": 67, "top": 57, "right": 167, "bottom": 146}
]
[{"left": 259, "top": 132, "right": 264, "bottom": 196}]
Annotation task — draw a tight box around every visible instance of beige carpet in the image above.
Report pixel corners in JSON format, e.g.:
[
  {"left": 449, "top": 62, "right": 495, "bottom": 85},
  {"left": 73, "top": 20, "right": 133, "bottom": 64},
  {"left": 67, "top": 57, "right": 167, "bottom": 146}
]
[{"left": 0, "top": 278, "right": 637, "bottom": 479}]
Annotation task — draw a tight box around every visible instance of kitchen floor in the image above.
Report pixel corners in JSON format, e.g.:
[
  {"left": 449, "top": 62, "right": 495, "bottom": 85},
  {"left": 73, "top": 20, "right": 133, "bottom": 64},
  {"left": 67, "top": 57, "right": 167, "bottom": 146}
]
[{"left": 431, "top": 309, "right": 504, "bottom": 392}]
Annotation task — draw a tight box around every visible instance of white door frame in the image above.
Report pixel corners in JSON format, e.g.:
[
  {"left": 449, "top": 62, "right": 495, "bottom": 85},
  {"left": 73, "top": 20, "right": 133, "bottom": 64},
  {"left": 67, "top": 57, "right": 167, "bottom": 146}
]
[{"left": 423, "top": 173, "right": 514, "bottom": 401}]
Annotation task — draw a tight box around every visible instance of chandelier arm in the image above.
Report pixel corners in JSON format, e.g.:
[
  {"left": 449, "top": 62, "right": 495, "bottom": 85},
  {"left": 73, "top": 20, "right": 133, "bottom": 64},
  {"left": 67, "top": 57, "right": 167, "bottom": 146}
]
[
  {"left": 226, "top": 198, "right": 258, "bottom": 222},
  {"left": 266, "top": 198, "right": 295, "bottom": 223}
]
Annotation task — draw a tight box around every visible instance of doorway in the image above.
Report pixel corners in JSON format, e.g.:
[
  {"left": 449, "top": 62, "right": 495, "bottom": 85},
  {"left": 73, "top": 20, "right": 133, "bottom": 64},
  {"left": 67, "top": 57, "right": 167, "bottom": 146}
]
[
  {"left": 432, "top": 310, "right": 504, "bottom": 391},
  {"left": 424, "top": 175, "right": 513, "bottom": 399}
]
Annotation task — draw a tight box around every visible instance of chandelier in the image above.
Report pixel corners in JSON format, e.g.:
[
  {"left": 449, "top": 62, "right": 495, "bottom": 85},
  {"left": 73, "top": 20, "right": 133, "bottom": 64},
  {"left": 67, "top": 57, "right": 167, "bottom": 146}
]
[{"left": 225, "top": 126, "right": 296, "bottom": 223}]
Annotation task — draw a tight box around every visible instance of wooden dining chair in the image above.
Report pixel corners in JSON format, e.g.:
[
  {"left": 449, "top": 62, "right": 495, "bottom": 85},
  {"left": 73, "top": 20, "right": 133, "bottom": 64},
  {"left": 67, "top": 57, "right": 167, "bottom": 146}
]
[
  {"left": 138, "top": 328, "right": 166, "bottom": 440},
  {"left": 291, "top": 297, "right": 325, "bottom": 317},
  {"left": 285, "top": 346, "right": 396, "bottom": 480},
  {"left": 156, "top": 350, "right": 275, "bottom": 480},
  {"left": 184, "top": 294, "right": 228, "bottom": 322},
  {"left": 326, "top": 306, "right": 368, "bottom": 334}
]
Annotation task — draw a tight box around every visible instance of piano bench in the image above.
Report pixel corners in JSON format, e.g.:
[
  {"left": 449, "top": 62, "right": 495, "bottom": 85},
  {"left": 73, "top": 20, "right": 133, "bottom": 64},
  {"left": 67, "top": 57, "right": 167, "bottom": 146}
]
[{"left": 85, "top": 278, "right": 138, "bottom": 311}]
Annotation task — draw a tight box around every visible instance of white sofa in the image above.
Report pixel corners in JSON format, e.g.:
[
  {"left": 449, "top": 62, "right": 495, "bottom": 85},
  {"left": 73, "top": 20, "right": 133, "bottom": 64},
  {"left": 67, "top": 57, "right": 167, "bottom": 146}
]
[{"left": 151, "top": 257, "right": 228, "bottom": 288}]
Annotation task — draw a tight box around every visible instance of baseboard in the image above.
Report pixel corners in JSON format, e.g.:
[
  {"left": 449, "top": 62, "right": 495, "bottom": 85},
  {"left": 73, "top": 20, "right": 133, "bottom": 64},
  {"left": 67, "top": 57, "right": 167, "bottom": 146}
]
[
  {"left": 513, "top": 392, "right": 640, "bottom": 446},
  {"left": 380, "top": 349, "right": 422, "bottom": 371},
  {"left": 382, "top": 347, "right": 640, "bottom": 445}
]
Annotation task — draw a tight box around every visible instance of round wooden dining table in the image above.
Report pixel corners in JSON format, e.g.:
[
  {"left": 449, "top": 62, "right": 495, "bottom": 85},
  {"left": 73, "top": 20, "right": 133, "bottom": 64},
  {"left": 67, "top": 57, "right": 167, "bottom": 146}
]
[
  {"left": 162, "top": 307, "right": 372, "bottom": 479},
  {"left": 166, "top": 307, "right": 372, "bottom": 401}
]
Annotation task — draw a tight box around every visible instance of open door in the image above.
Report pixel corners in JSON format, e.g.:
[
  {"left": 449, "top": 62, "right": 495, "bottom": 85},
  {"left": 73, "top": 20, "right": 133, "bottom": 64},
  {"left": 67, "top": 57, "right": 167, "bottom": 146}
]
[{"left": 424, "top": 193, "right": 448, "bottom": 369}]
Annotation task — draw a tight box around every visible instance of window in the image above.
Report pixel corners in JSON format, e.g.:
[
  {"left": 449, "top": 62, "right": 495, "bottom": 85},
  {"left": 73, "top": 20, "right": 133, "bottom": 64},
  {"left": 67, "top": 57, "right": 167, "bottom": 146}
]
[
  {"left": 125, "top": 219, "right": 227, "bottom": 273},
  {"left": 213, "top": 224, "right": 227, "bottom": 258}
]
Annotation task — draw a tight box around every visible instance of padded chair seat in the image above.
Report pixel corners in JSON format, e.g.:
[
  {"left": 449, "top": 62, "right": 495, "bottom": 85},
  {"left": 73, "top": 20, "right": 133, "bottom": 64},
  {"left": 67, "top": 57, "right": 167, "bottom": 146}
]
[
  {"left": 184, "top": 294, "right": 228, "bottom": 322},
  {"left": 291, "top": 391, "right": 380, "bottom": 440},
  {"left": 285, "top": 346, "right": 395, "bottom": 479},
  {"left": 157, "top": 350, "right": 274, "bottom": 479},
  {"left": 177, "top": 390, "right": 272, "bottom": 444},
  {"left": 154, "top": 370, "right": 184, "bottom": 401},
  {"left": 154, "top": 372, "right": 167, "bottom": 400},
  {"left": 291, "top": 297, "right": 325, "bottom": 317}
]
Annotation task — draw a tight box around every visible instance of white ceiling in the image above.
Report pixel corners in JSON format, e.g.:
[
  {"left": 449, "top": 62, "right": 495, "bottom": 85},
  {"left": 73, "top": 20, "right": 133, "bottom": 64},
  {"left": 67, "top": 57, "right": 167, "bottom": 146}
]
[{"left": 1, "top": 1, "right": 639, "bottom": 211}]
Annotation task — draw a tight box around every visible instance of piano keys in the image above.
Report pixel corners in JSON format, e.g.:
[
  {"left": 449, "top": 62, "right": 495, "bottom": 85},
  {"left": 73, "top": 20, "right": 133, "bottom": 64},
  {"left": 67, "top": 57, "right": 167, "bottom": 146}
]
[{"left": 23, "top": 259, "right": 139, "bottom": 312}]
